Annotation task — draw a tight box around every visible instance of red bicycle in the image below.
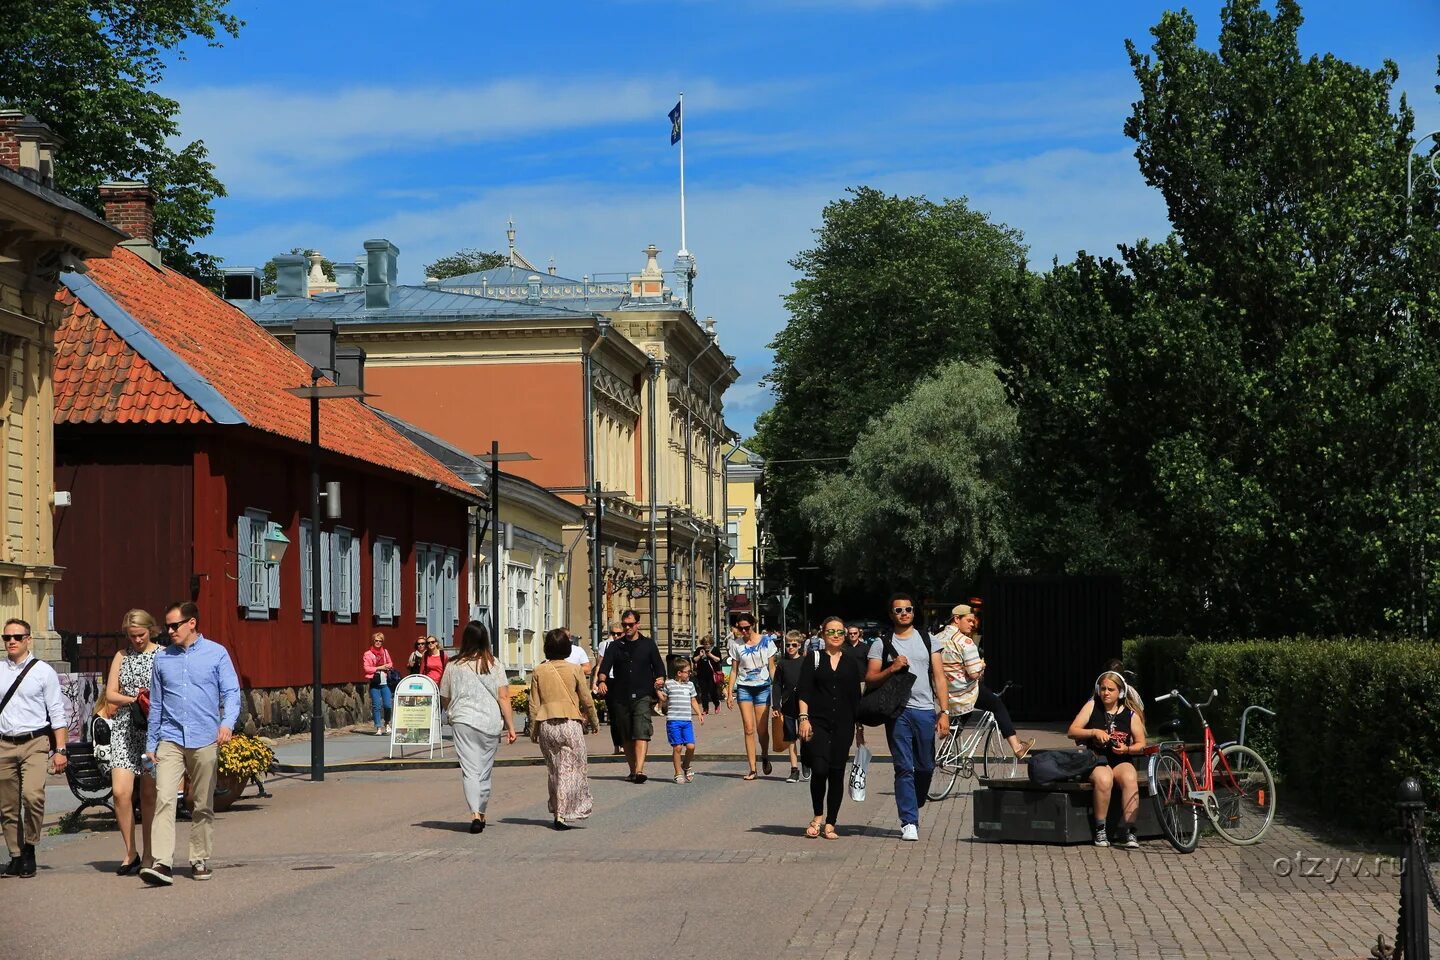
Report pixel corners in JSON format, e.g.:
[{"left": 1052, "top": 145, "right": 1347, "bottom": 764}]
[{"left": 1145, "top": 689, "right": 1277, "bottom": 852}]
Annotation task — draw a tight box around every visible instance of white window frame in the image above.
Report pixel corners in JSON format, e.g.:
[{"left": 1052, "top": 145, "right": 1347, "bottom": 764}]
[
  {"left": 333, "top": 527, "right": 356, "bottom": 624},
  {"left": 416, "top": 542, "right": 430, "bottom": 624},
  {"left": 373, "top": 537, "right": 399, "bottom": 625},
  {"left": 474, "top": 555, "right": 491, "bottom": 629},
  {"left": 301, "top": 519, "right": 314, "bottom": 621},
  {"left": 505, "top": 562, "right": 532, "bottom": 634},
  {"left": 727, "top": 521, "right": 740, "bottom": 559},
  {"left": 238, "top": 508, "right": 275, "bottom": 619}
]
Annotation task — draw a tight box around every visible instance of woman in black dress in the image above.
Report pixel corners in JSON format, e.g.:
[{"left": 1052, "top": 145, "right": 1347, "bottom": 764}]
[
  {"left": 797, "top": 616, "right": 864, "bottom": 840},
  {"left": 690, "top": 637, "right": 724, "bottom": 715}
]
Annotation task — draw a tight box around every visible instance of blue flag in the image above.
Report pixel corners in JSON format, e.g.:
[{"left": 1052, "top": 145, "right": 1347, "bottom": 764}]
[{"left": 669, "top": 101, "right": 682, "bottom": 145}]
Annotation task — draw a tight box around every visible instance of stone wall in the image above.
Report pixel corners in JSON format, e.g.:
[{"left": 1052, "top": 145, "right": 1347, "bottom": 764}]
[{"left": 238, "top": 682, "right": 372, "bottom": 738}]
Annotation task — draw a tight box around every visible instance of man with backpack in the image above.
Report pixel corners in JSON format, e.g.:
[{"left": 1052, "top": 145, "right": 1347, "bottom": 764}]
[{"left": 865, "top": 593, "right": 948, "bottom": 841}]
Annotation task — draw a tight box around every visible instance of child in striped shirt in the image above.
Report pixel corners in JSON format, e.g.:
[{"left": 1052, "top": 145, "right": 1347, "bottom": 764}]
[{"left": 659, "top": 660, "right": 705, "bottom": 783}]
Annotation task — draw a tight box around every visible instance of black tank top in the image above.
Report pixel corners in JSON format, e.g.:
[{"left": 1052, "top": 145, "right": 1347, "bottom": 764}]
[{"left": 1085, "top": 701, "right": 1133, "bottom": 763}]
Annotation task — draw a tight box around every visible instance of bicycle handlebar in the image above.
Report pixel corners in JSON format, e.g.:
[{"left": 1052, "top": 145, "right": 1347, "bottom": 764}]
[{"left": 1155, "top": 688, "right": 1219, "bottom": 710}]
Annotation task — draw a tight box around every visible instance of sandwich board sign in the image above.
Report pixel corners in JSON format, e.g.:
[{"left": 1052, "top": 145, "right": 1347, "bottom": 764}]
[{"left": 390, "top": 674, "right": 444, "bottom": 759}]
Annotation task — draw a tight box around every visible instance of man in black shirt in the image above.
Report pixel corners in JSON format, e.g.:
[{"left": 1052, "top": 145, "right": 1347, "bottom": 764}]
[{"left": 595, "top": 609, "right": 666, "bottom": 783}]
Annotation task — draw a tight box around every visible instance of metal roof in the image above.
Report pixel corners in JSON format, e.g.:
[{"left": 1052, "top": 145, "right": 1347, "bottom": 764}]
[{"left": 239, "top": 284, "right": 593, "bottom": 326}]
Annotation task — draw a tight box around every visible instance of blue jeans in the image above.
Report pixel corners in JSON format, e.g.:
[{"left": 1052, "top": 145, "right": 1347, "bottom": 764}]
[
  {"left": 886, "top": 707, "right": 937, "bottom": 827},
  {"left": 369, "top": 683, "right": 393, "bottom": 727}
]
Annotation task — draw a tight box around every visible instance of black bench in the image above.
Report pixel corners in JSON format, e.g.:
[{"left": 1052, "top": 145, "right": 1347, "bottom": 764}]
[
  {"left": 63, "top": 741, "right": 115, "bottom": 821},
  {"left": 973, "top": 772, "right": 1163, "bottom": 844}
]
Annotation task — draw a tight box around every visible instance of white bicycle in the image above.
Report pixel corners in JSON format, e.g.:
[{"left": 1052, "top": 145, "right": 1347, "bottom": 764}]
[{"left": 927, "top": 682, "right": 1018, "bottom": 800}]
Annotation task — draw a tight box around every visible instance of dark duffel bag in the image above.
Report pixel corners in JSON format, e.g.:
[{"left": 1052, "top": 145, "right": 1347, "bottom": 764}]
[{"left": 1027, "top": 748, "right": 1100, "bottom": 786}]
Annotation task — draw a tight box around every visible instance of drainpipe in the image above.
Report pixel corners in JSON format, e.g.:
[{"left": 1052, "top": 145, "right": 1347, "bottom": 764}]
[
  {"left": 703, "top": 360, "right": 733, "bottom": 644},
  {"left": 647, "top": 353, "right": 662, "bottom": 635},
  {"left": 583, "top": 318, "right": 611, "bottom": 648}
]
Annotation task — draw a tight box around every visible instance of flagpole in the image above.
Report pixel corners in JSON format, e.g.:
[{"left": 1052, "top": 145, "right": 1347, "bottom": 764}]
[{"left": 677, "top": 91, "right": 688, "bottom": 257}]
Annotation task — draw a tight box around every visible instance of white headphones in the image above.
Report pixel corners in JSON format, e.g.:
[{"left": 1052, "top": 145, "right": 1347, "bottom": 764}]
[{"left": 1094, "top": 670, "right": 1128, "bottom": 701}]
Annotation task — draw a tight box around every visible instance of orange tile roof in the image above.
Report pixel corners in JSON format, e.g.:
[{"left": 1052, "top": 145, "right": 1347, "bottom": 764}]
[{"left": 55, "top": 248, "right": 477, "bottom": 499}]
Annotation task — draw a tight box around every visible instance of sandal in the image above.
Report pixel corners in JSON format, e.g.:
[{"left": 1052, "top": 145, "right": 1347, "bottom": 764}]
[
  {"left": 762, "top": 758, "right": 773, "bottom": 776},
  {"left": 674, "top": 774, "right": 686, "bottom": 784},
  {"left": 822, "top": 824, "right": 839, "bottom": 841},
  {"left": 743, "top": 770, "right": 758, "bottom": 781},
  {"left": 805, "top": 816, "right": 823, "bottom": 839},
  {"left": 684, "top": 770, "right": 694, "bottom": 782}
]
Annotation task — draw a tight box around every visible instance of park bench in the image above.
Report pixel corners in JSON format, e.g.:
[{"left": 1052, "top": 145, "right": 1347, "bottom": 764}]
[
  {"left": 63, "top": 741, "right": 115, "bottom": 822},
  {"left": 973, "top": 772, "right": 1163, "bottom": 844}
]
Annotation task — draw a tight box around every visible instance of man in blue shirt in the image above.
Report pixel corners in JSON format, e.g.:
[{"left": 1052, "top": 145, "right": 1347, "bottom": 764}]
[{"left": 139, "top": 602, "right": 240, "bottom": 886}]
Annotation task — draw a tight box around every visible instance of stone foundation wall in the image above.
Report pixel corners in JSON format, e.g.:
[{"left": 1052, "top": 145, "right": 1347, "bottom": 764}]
[{"left": 238, "top": 682, "right": 373, "bottom": 738}]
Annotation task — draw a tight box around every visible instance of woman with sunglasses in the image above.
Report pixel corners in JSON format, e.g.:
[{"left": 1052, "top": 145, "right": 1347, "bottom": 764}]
[
  {"left": 104, "top": 609, "right": 161, "bottom": 874},
  {"left": 690, "top": 636, "right": 724, "bottom": 716},
  {"left": 797, "top": 616, "right": 865, "bottom": 839},
  {"left": 410, "top": 636, "right": 447, "bottom": 684},
  {"left": 726, "top": 614, "right": 777, "bottom": 780},
  {"left": 774, "top": 630, "right": 806, "bottom": 783}
]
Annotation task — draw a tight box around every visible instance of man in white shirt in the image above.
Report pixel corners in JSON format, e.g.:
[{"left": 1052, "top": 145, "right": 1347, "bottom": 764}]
[
  {"left": 565, "top": 636, "right": 593, "bottom": 679},
  {"left": 0, "top": 619, "right": 68, "bottom": 878}
]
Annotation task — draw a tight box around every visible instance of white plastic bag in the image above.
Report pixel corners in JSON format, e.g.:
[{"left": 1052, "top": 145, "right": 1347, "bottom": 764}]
[{"left": 849, "top": 744, "right": 872, "bottom": 802}]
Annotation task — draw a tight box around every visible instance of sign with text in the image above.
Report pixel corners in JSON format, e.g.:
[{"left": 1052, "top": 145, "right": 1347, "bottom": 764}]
[{"left": 389, "top": 675, "right": 444, "bottom": 759}]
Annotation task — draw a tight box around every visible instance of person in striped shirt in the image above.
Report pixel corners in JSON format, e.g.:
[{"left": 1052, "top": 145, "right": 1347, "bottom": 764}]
[
  {"left": 659, "top": 661, "right": 705, "bottom": 783},
  {"left": 939, "top": 605, "right": 1033, "bottom": 759}
]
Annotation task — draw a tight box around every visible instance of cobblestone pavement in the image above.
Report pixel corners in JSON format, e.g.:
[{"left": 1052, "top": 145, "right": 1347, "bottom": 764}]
[{"left": 8, "top": 718, "right": 1428, "bottom": 960}]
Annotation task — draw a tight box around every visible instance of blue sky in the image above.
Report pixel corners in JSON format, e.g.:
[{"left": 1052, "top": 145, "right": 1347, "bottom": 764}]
[{"left": 167, "top": 0, "right": 1440, "bottom": 436}]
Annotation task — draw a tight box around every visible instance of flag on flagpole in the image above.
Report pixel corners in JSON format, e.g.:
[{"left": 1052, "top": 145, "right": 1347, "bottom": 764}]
[{"left": 669, "top": 100, "right": 682, "bottom": 145}]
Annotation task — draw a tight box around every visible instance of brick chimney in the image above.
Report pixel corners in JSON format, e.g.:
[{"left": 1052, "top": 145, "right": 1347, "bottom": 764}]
[
  {"left": 97, "top": 181, "right": 156, "bottom": 243},
  {"left": 0, "top": 109, "right": 24, "bottom": 173},
  {"left": 0, "top": 110, "right": 64, "bottom": 187}
]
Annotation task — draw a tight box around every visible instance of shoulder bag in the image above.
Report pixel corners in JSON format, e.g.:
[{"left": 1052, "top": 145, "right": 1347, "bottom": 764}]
[
  {"left": 0, "top": 659, "right": 40, "bottom": 720},
  {"left": 856, "top": 634, "right": 931, "bottom": 727}
]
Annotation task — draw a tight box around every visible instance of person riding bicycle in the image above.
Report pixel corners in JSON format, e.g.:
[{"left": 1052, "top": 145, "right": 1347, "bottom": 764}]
[
  {"left": 1066, "top": 670, "right": 1148, "bottom": 849},
  {"left": 938, "top": 605, "right": 1034, "bottom": 759}
]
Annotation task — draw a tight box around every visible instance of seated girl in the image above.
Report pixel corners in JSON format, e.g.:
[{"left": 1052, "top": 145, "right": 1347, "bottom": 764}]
[{"left": 1066, "top": 670, "right": 1148, "bottom": 848}]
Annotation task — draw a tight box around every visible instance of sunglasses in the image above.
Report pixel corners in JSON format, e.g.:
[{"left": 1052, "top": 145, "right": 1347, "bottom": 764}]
[
  {"left": 1, "top": 633, "right": 27, "bottom": 641},
  {"left": 164, "top": 620, "right": 190, "bottom": 632},
  {"left": 892, "top": 606, "right": 914, "bottom": 614},
  {"left": 610, "top": 631, "right": 623, "bottom": 637},
  {"left": 824, "top": 629, "right": 844, "bottom": 636},
  {"left": 736, "top": 625, "right": 753, "bottom": 632},
  {"left": 785, "top": 642, "right": 801, "bottom": 648},
  {"left": 622, "top": 623, "right": 638, "bottom": 629},
  {"left": 428, "top": 641, "right": 439, "bottom": 646}
]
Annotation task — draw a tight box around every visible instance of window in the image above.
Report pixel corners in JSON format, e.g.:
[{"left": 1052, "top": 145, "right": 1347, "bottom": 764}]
[
  {"left": 373, "top": 537, "right": 400, "bottom": 624},
  {"left": 443, "top": 550, "right": 460, "bottom": 628},
  {"left": 474, "top": 555, "right": 491, "bottom": 627},
  {"left": 727, "top": 521, "right": 739, "bottom": 559},
  {"left": 300, "top": 520, "right": 314, "bottom": 620},
  {"left": 416, "top": 543, "right": 431, "bottom": 624},
  {"left": 333, "top": 528, "right": 358, "bottom": 623},
  {"left": 237, "top": 509, "right": 278, "bottom": 619},
  {"left": 505, "top": 562, "right": 532, "bottom": 633},
  {"left": 542, "top": 563, "right": 555, "bottom": 633}
]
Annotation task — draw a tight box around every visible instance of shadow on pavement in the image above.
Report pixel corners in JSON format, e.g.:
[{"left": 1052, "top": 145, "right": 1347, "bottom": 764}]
[
  {"left": 497, "top": 817, "right": 557, "bottom": 828},
  {"left": 412, "top": 820, "right": 473, "bottom": 832}
]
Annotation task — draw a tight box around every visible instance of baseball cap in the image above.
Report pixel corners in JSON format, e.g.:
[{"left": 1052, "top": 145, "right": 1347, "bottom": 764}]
[{"left": 951, "top": 604, "right": 974, "bottom": 618}]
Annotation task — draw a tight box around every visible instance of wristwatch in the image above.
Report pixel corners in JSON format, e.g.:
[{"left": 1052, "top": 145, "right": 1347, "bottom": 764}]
[{"left": 53, "top": 748, "right": 68, "bottom": 756}]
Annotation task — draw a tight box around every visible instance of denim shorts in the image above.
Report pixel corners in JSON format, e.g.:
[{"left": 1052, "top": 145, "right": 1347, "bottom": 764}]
[
  {"left": 735, "top": 684, "right": 771, "bottom": 706},
  {"left": 666, "top": 719, "right": 696, "bottom": 747}
]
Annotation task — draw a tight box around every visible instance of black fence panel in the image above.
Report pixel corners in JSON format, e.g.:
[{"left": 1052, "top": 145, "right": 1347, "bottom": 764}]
[
  {"left": 60, "top": 631, "right": 129, "bottom": 676},
  {"left": 980, "top": 575, "right": 1122, "bottom": 722}
]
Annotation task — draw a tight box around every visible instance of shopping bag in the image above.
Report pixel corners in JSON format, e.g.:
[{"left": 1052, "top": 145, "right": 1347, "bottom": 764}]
[
  {"left": 849, "top": 744, "right": 872, "bottom": 802},
  {"left": 771, "top": 710, "right": 793, "bottom": 750}
]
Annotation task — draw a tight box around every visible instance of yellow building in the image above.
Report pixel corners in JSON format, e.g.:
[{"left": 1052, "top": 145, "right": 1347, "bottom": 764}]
[
  {"left": 0, "top": 112, "right": 122, "bottom": 662},
  {"left": 723, "top": 442, "right": 765, "bottom": 626}
]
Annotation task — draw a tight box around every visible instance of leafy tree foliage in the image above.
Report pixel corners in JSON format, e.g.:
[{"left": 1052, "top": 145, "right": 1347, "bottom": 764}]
[
  {"left": 802, "top": 362, "right": 1018, "bottom": 596},
  {"left": 424, "top": 249, "right": 506, "bottom": 279},
  {"left": 261, "top": 249, "right": 334, "bottom": 296},
  {"left": 0, "top": 1, "right": 242, "bottom": 282},
  {"left": 753, "top": 187, "right": 1026, "bottom": 573}
]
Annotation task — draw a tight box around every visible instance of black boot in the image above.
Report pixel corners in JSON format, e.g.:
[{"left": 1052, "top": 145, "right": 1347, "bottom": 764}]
[
  {"left": 18, "top": 843, "right": 35, "bottom": 878},
  {"left": 2, "top": 854, "right": 19, "bottom": 877}
]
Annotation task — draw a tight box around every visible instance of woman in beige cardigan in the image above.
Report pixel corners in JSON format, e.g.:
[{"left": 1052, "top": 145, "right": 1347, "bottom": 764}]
[{"left": 529, "top": 628, "right": 600, "bottom": 830}]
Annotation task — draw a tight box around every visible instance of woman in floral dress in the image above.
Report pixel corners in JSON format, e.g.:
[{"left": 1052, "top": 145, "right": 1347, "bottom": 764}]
[{"left": 104, "top": 609, "right": 160, "bottom": 874}]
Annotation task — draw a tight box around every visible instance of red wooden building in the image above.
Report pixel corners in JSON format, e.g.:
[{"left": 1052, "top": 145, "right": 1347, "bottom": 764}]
[{"left": 51, "top": 209, "right": 478, "bottom": 714}]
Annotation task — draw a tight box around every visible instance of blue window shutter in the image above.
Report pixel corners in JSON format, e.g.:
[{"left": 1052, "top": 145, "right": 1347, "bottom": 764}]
[
  {"left": 267, "top": 548, "right": 281, "bottom": 609},
  {"left": 415, "top": 544, "right": 426, "bottom": 623},
  {"left": 236, "top": 514, "right": 251, "bottom": 610},
  {"left": 350, "top": 538, "right": 362, "bottom": 614},
  {"left": 320, "top": 530, "right": 332, "bottom": 612},
  {"left": 372, "top": 539, "right": 383, "bottom": 616},
  {"left": 446, "top": 550, "right": 459, "bottom": 626}
]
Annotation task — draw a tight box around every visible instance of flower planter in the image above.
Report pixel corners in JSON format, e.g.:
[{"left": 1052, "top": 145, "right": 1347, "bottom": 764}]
[{"left": 211, "top": 772, "right": 247, "bottom": 813}]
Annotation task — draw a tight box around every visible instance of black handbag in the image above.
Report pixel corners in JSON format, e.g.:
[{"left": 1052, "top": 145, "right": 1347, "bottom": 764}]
[
  {"left": 1027, "top": 748, "right": 1100, "bottom": 785},
  {"left": 856, "top": 635, "right": 922, "bottom": 727}
]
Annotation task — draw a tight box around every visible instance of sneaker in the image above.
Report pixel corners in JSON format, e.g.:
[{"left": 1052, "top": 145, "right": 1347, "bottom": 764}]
[
  {"left": 786, "top": 767, "right": 799, "bottom": 783},
  {"left": 1117, "top": 827, "right": 1140, "bottom": 850},
  {"left": 191, "top": 861, "right": 212, "bottom": 881},
  {"left": 1092, "top": 824, "right": 1109, "bottom": 848},
  {"left": 799, "top": 764, "right": 812, "bottom": 782},
  {"left": 2, "top": 856, "right": 19, "bottom": 877},
  {"left": 900, "top": 823, "right": 919, "bottom": 842},
  {"left": 374, "top": 727, "right": 385, "bottom": 736},
  {"left": 140, "top": 863, "right": 174, "bottom": 886}
]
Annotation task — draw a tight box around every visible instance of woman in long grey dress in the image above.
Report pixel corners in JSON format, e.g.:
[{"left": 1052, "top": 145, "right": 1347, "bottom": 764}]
[
  {"left": 104, "top": 609, "right": 160, "bottom": 874},
  {"left": 438, "top": 621, "right": 516, "bottom": 833}
]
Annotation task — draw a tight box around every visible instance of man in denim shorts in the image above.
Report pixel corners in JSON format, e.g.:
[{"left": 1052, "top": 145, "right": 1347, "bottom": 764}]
[{"left": 595, "top": 610, "right": 666, "bottom": 784}]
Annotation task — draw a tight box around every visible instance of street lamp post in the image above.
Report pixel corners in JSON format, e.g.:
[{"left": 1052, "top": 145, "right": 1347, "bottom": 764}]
[
  {"left": 476, "top": 445, "right": 535, "bottom": 651},
  {"left": 284, "top": 372, "right": 369, "bottom": 783}
]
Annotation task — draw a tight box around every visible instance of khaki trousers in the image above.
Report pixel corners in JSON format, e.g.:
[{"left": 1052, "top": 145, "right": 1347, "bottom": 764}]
[
  {"left": 0, "top": 736, "right": 48, "bottom": 854},
  {"left": 152, "top": 741, "right": 217, "bottom": 868}
]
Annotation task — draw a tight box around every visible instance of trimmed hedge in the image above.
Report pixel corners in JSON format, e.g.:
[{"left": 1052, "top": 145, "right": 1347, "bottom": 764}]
[{"left": 1124, "top": 635, "right": 1440, "bottom": 838}]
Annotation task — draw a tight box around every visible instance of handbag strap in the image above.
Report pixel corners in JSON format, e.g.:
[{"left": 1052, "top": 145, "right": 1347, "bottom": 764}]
[{"left": 0, "top": 658, "right": 40, "bottom": 720}]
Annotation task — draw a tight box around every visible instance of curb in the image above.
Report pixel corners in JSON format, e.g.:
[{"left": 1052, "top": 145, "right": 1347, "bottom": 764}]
[{"left": 271, "top": 751, "right": 895, "bottom": 775}]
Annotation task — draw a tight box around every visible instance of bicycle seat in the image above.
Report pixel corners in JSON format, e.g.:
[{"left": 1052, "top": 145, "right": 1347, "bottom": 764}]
[{"left": 1160, "top": 718, "right": 1182, "bottom": 733}]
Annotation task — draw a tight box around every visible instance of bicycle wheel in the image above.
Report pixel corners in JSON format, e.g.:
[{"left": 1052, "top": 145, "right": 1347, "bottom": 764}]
[
  {"left": 1150, "top": 751, "right": 1199, "bottom": 853},
  {"left": 1209, "top": 744, "right": 1276, "bottom": 845},
  {"left": 927, "top": 728, "right": 961, "bottom": 801},
  {"left": 981, "top": 725, "right": 1016, "bottom": 780}
]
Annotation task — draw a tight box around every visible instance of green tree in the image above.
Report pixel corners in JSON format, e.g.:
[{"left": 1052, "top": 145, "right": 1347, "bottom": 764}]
[
  {"left": 802, "top": 361, "right": 1018, "bottom": 595},
  {"left": 261, "top": 249, "right": 335, "bottom": 296},
  {"left": 753, "top": 187, "right": 1026, "bottom": 572},
  {"left": 0, "top": 1, "right": 242, "bottom": 283},
  {"left": 424, "top": 249, "right": 505, "bottom": 279}
]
